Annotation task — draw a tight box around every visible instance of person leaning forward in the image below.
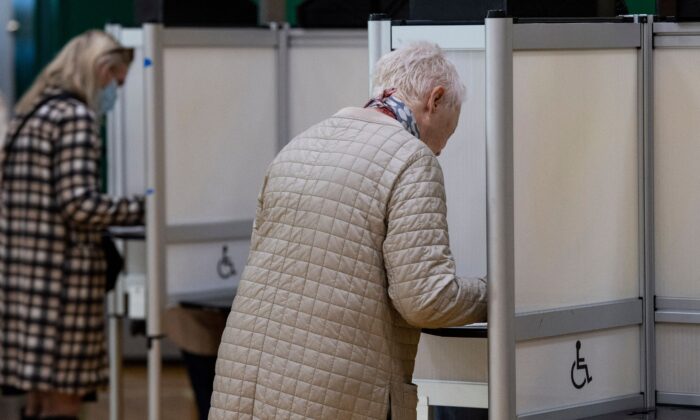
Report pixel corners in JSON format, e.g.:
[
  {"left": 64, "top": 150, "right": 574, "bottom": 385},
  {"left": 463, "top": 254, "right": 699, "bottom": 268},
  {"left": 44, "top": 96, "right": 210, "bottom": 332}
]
[{"left": 209, "top": 42, "right": 487, "bottom": 420}]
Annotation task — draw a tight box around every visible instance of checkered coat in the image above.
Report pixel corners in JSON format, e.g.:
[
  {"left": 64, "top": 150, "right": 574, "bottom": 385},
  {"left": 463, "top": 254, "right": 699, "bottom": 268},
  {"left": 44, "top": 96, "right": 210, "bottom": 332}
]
[
  {"left": 0, "top": 88, "right": 144, "bottom": 395},
  {"left": 209, "top": 107, "right": 487, "bottom": 420}
]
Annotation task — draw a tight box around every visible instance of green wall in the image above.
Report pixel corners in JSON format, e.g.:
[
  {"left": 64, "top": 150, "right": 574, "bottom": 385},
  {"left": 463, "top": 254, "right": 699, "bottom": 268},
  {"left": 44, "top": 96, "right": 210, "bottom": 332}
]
[
  {"left": 627, "top": 0, "right": 656, "bottom": 14},
  {"left": 14, "top": 0, "right": 134, "bottom": 101}
]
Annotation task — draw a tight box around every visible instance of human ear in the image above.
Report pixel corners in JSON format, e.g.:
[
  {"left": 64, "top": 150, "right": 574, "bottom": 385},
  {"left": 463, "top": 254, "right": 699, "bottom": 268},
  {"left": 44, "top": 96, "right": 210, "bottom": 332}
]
[
  {"left": 96, "top": 63, "right": 113, "bottom": 88},
  {"left": 429, "top": 86, "right": 446, "bottom": 113}
]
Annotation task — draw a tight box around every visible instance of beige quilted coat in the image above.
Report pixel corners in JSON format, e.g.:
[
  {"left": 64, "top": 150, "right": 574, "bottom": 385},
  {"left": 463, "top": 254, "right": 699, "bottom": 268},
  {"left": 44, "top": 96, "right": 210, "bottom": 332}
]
[{"left": 210, "top": 107, "right": 487, "bottom": 420}]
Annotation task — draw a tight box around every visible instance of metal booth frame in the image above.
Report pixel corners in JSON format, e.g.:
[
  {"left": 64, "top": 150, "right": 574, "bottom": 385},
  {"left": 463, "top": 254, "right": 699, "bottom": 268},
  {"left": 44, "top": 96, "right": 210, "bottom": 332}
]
[
  {"left": 369, "top": 15, "right": 656, "bottom": 420},
  {"left": 652, "top": 21, "right": 700, "bottom": 408}
]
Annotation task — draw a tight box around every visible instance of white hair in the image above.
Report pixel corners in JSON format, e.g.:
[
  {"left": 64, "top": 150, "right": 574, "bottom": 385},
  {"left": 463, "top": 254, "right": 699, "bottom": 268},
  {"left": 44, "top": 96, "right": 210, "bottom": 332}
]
[{"left": 372, "top": 41, "right": 465, "bottom": 109}]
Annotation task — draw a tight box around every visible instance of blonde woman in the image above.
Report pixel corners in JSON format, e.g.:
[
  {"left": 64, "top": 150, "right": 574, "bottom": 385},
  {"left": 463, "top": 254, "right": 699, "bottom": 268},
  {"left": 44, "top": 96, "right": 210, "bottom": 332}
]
[{"left": 0, "top": 30, "right": 144, "bottom": 420}]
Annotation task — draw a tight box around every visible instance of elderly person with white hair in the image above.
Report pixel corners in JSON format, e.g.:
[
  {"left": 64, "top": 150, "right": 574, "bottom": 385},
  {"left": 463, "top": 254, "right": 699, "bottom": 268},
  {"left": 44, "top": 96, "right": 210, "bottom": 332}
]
[{"left": 209, "top": 42, "right": 487, "bottom": 420}]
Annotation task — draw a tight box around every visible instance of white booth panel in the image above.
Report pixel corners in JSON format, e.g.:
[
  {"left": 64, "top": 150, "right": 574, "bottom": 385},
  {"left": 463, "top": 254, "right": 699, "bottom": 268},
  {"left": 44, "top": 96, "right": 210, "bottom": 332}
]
[
  {"left": 413, "top": 334, "right": 487, "bottom": 383},
  {"left": 123, "top": 40, "right": 148, "bottom": 197},
  {"left": 166, "top": 240, "right": 249, "bottom": 297},
  {"left": 516, "top": 326, "right": 640, "bottom": 414},
  {"left": 110, "top": 28, "right": 149, "bottom": 280},
  {"left": 289, "top": 47, "right": 369, "bottom": 138},
  {"left": 411, "top": 50, "right": 487, "bottom": 394},
  {"left": 438, "top": 51, "right": 487, "bottom": 278},
  {"left": 125, "top": 241, "right": 147, "bottom": 274},
  {"left": 163, "top": 48, "right": 278, "bottom": 225},
  {"left": 513, "top": 50, "right": 639, "bottom": 312},
  {"left": 654, "top": 49, "right": 700, "bottom": 298},
  {"left": 657, "top": 324, "right": 700, "bottom": 393}
]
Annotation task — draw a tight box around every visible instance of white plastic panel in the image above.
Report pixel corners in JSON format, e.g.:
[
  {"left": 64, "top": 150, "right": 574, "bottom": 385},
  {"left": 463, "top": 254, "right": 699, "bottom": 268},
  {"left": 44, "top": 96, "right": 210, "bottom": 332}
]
[
  {"left": 163, "top": 47, "right": 277, "bottom": 225},
  {"left": 438, "top": 51, "right": 487, "bottom": 278},
  {"left": 412, "top": 51, "right": 487, "bottom": 390},
  {"left": 657, "top": 324, "right": 700, "bottom": 393},
  {"left": 513, "top": 50, "right": 639, "bottom": 312},
  {"left": 166, "top": 240, "right": 249, "bottom": 297},
  {"left": 654, "top": 49, "right": 700, "bottom": 298},
  {"left": 289, "top": 46, "right": 368, "bottom": 137},
  {"left": 123, "top": 41, "right": 147, "bottom": 197},
  {"left": 516, "top": 327, "right": 641, "bottom": 414},
  {"left": 413, "top": 334, "right": 487, "bottom": 383},
  {"left": 111, "top": 28, "right": 147, "bottom": 284},
  {"left": 125, "top": 241, "right": 147, "bottom": 274}
]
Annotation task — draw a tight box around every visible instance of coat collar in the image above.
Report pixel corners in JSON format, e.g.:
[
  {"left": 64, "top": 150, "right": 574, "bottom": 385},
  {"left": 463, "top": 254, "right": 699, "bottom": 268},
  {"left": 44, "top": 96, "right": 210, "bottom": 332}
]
[{"left": 332, "top": 107, "right": 406, "bottom": 130}]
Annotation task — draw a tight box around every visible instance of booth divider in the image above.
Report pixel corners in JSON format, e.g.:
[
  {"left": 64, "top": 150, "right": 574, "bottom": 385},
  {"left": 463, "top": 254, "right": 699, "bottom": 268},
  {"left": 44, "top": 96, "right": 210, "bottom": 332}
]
[
  {"left": 653, "top": 21, "right": 700, "bottom": 408},
  {"left": 104, "top": 14, "right": 700, "bottom": 420},
  {"left": 107, "top": 25, "right": 368, "bottom": 420},
  {"left": 370, "top": 15, "right": 653, "bottom": 419}
]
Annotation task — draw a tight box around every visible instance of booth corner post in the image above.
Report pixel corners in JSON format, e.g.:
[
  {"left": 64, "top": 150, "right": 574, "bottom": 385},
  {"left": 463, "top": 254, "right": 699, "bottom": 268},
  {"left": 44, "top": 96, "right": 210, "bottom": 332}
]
[
  {"left": 640, "top": 13, "right": 656, "bottom": 411},
  {"left": 105, "top": 23, "right": 126, "bottom": 420},
  {"left": 367, "top": 13, "right": 391, "bottom": 95},
  {"left": 486, "top": 11, "right": 516, "bottom": 420},
  {"left": 143, "top": 22, "right": 167, "bottom": 420},
  {"left": 274, "top": 21, "right": 291, "bottom": 150}
]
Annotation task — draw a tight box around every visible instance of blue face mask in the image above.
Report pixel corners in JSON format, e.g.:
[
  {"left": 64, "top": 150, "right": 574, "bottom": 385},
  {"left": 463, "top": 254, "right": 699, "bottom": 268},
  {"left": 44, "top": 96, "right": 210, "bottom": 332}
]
[{"left": 98, "top": 80, "right": 118, "bottom": 114}]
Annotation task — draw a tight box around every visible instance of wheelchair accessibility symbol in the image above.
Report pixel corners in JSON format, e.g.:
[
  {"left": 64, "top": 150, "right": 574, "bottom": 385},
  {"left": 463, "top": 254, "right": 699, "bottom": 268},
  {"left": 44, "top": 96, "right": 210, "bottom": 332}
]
[
  {"left": 217, "top": 245, "right": 237, "bottom": 280},
  {"left": 571, "top": 340, "right": 593, "bottom": 389}
]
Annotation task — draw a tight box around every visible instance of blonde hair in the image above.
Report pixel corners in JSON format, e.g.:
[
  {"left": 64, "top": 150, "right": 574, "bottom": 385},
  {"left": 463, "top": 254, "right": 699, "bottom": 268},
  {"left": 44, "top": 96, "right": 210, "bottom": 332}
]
[
  {"left": 15, "top": 30, "right": 133, "bottom": 115},
  {"left": 372, "top": 41, "right": 465, "bottom": 109}
]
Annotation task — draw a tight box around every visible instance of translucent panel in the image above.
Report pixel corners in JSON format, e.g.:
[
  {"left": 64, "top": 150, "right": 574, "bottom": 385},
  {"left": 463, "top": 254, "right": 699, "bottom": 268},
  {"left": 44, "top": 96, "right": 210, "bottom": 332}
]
[
  {"left": 289, "top": 46, "right": 369, "bottom": 138},
  {"left": 411, "top": 52, "right": 487, "bottom": 390},
  {"left": 166, "top": 240, "right": 249, "bottom": 297},
  {"left": 514, "top": 50, "right": 639, "bottom": 312},
  {"left": 438, "top": 51, "right": 487, "bottom": 278},
  {"left": 115, "top": 30, "right": 148, "bottom": 278},
  {"left": 657, "top": 324, "right": 700, "bottom": 393},
  {"left": 413, "top": 334, "right": 487, "bottom": 383},
  {"left": 163, "top": 48, "right": 278, "bottom": 225},
  {"left": 516, "top": 327, "right": 640, "bottom": 414},
  {"left": 122, "top": 41, "right": 147, "bottom": 197},
  {"left": 125, "top": 241, "right": 146, "bottom": 274},
  {"left": 654, "top": 49, "right": 700, "bottom": 298}
]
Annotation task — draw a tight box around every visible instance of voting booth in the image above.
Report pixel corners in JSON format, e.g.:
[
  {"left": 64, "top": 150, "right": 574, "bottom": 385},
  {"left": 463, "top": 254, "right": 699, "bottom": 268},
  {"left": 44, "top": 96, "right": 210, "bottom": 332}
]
[
  {"left": 370, "top": 16, "right": 654, "bottom": 419},
  {"left": 104, "top": 15, "right": 700, "bottom": 420},
  {"left": 106, "top": 24, "right": 368, "bottom": 420},
  {"left": 653, "top": 21, "right": 700, "bottom": 407}
]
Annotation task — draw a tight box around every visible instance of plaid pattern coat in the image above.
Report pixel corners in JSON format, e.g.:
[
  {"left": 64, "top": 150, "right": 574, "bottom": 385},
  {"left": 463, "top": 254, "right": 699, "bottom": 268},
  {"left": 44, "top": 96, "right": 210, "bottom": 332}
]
[{"left": 0, "top": 87, "right": 144, "bottom": 395}]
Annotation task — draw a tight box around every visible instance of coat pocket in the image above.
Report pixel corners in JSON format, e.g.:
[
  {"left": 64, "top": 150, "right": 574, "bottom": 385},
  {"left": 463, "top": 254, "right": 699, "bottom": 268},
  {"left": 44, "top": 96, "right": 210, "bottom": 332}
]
[{"left": 389, "top": 382, "right": 419, "bottom": 420}]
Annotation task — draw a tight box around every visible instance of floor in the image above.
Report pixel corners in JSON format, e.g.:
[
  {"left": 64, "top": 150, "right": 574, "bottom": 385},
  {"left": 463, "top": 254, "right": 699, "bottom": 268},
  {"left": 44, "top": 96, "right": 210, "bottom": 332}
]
[{"left": 0, "top": 362, "right": 198, "bottom": 420}]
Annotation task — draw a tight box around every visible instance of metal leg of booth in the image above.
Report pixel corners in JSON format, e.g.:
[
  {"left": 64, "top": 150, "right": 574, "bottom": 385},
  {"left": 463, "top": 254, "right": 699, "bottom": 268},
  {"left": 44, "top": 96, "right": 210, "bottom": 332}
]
[{"left": 417, "top": 395, "right": 430, "bottom": 420}]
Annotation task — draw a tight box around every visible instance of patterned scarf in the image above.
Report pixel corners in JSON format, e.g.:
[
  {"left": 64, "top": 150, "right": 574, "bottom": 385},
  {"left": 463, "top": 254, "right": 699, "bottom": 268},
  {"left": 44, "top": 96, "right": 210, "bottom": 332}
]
[{"left": 364, "top": 88, "right": 421, "bottom": 139}]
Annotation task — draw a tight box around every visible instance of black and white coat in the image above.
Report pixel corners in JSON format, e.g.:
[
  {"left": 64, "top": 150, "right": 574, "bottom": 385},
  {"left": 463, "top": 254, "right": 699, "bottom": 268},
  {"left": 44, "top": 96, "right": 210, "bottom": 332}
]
[{"left": 0, "top": 87, "right": 144, "bottom": 395}]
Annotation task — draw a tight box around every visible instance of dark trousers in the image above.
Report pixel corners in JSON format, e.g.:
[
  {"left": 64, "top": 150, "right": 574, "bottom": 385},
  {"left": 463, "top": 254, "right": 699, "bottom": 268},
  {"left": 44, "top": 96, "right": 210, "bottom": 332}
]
[
  {"left": 433, "top": 406, "right": 489, "bottom": 420},
  {"left": 181, "top": 351, "right": 217, "bottom": 420}
]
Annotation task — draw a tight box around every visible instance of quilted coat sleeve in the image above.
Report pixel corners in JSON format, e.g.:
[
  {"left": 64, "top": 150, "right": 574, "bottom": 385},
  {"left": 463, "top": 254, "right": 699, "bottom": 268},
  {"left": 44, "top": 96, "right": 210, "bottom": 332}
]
[
  {"left": 53, "top": 104, "right": 145, "bottom": 228},
  {"left": 383, "top": 150, "right": 487, "bottom": 329}
]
